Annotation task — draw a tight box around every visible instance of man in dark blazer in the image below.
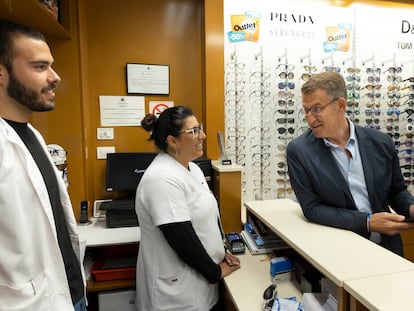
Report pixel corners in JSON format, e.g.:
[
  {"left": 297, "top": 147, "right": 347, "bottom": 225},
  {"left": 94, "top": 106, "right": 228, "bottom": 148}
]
[{"left": 287, "top": 71, "right": 414, "bottom": 256}]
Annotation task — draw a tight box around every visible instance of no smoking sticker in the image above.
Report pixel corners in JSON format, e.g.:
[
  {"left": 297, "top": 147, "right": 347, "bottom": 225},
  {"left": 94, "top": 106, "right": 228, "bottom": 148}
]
[{"left": 149, "top": 101, "right": 174, "bottom": 117}]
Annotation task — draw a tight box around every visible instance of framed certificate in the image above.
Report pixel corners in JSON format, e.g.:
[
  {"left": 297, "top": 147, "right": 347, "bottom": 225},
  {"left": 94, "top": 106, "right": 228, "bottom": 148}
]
[{"left": 126, "top": 63, "right": 170, "bottom": 95}]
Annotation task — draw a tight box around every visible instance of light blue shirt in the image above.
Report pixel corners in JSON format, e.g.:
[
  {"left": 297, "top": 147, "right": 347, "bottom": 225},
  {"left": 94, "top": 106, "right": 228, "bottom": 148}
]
[{"left": 323, "top": 120, "right": 381, "bottom": 243}]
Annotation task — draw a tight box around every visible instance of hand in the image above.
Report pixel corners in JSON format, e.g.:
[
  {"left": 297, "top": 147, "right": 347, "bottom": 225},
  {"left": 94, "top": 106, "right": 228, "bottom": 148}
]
[
  {"left": 224, "top": 252, "right": 240, "bottom": 267},
  {"left": 370, "top": 212, "right": 414, "bottom": 235},
  {"left": 219, "top": 252, "right": 241, "bottom": 278},
  {"left": 219, "top": 260, "right": 240, "bottom": 278}
]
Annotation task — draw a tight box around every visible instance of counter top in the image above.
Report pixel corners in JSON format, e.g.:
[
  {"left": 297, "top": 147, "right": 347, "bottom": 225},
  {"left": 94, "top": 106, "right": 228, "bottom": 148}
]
[
  {"left": 344, "top": 270, "right": 414, "bottom": 311},
  {"left": 224, "top": 252, "right": 302, "bottom": 311},
  {"left": 212, "top": 160, "right": 244, "bottom": 172},
  {"left": 245, "top": 199, "right": 414, "bottom": 287},
  {"left": 77, "top": 218, "right": 140, "bottom": 247}
]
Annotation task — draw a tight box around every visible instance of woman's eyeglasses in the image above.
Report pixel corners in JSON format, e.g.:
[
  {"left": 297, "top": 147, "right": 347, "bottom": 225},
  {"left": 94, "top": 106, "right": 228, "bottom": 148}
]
[{"left": 180, "top": 124, "right": 203, "bottom": 138}]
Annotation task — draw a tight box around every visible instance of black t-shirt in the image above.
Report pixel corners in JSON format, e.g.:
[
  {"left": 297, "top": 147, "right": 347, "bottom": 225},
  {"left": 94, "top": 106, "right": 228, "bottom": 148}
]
[{"left": 5, "top": 119, "right": 83, "bottom": 304}]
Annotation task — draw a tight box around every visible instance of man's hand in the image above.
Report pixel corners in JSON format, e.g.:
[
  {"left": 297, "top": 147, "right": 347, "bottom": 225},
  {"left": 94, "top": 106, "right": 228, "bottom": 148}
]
[{"left": 370, "top": 212, "right": 414, "bottom": 235}]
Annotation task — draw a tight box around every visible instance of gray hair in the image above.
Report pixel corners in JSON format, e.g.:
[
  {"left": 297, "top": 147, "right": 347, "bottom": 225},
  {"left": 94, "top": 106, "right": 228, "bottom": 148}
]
[{"left": 301, "top": 71, "right": 347, "bottom": 100}]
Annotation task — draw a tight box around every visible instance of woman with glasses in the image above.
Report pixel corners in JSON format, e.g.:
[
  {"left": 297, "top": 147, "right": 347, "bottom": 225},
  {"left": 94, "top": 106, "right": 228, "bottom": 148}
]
[
  {"left": 287, "top": 71, "right": 414, "bottom": 257},
  {"left": 136, "top": 106, "right": 240, "bottom": 311}
]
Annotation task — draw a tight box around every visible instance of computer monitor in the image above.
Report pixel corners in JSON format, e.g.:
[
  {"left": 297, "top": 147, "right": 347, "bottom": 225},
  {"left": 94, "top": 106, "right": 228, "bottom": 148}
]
[{"left": 105, "top": 152, "right": 158, "bottom": 192}]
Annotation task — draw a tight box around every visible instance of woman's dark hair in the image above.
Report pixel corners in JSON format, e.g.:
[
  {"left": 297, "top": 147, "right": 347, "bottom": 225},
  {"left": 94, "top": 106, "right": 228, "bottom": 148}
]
[{"left": 141, "top": 106, "right": 194, "bottom": 152}]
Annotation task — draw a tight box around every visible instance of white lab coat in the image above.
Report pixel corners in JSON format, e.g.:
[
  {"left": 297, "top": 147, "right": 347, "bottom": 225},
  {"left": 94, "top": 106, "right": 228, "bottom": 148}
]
[
  {"left": 0, "top": 118, "right": 86, "bottom": 311},
  {"left": 135, "top": 152, "right": 225, "bottom": 311}
]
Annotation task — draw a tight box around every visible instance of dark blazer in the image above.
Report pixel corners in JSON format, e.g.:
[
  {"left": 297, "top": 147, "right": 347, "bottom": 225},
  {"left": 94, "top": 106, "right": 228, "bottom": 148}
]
[{"left": 286, "top": 125, "right": 414, "bottom": 256}]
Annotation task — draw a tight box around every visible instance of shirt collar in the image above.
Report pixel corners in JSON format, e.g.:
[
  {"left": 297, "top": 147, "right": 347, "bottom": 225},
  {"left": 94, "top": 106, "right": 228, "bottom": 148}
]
[{"left": 323, "top": 118, "right": 356, "bottom": 147}]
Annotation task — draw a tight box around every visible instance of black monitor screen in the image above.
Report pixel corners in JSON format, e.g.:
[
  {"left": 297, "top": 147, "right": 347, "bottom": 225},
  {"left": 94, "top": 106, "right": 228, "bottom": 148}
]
[{"left": 105, "top": 152, "right": 157, "bottom": 192}]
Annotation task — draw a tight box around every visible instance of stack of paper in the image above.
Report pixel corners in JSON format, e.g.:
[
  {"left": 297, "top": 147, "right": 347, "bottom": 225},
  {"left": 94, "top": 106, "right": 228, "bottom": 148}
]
[{"left": 241, "top": 215, "right": 290, "bottom": 255}]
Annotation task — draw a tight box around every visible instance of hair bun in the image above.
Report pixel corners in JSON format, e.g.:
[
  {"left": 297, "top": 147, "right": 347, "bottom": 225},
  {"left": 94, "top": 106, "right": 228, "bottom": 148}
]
[{"left": 141, "top": 113, "right": 157, "bottom": 132}]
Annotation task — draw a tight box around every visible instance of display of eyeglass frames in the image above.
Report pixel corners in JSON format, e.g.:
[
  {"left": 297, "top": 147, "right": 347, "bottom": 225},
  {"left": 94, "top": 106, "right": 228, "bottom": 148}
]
[
  {"left": 345, "top": 67, "right": 362, "bottom": 124},
  {"left": 224, "top": 46, "right": 414, "bottom": 202},
  {"left": 225, "top": 48, "right": 247, "bottom": 169},
  {"left": 273, "top": 62, "right": 297, "bottom": 199}
]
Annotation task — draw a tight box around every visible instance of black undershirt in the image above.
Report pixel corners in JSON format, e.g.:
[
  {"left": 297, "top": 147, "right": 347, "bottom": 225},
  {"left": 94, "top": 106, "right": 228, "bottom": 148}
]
[
  {"left": 5, "top": 120, "right": 83, "bottom": 304},
  {"left": 159, "top": 221, "right": 222, "bottom": 284}
]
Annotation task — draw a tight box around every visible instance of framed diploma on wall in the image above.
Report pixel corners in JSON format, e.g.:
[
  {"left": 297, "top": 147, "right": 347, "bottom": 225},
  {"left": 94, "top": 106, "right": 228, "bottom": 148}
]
[{"left": 126, "top": 63, "right": 170, "bottom": 95}]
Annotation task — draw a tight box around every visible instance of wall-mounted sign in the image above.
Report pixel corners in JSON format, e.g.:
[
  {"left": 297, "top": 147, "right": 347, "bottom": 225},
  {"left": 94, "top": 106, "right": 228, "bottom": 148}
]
[
  {"left": 126, "top": 63, "right": 170, "bottom": 95},
  {"left": 149, "top": 101, "right": 174, "bottom": 117},
  {"left": 99, "top": 95, "right": 145, "bottom": 126}
]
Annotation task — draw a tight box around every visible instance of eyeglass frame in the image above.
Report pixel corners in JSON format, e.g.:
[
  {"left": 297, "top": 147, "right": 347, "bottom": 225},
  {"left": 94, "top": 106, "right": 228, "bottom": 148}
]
[
  {"left": 49, "top": 149, "right": 67, "bottom": 158},
  {"left": 179, "top": 124, "right": 204, "bottom": 138},
  {"left": 304, "top": 97, "right": 339, "bottom": 116}
]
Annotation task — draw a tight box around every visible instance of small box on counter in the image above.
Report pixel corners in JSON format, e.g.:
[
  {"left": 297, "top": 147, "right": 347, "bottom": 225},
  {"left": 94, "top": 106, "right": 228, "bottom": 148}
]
[{"left": 270, "top": 256, "right": 292, "bottom": 283}]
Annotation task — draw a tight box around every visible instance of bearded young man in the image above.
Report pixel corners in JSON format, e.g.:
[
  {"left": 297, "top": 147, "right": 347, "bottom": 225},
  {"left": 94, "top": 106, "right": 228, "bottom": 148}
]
[{"left": 0, "top": 19, "right": 86, "bottom": 310}]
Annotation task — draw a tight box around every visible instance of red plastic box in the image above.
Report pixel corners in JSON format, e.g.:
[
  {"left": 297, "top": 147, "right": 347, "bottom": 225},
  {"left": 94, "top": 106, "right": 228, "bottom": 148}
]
[{"left": 90, "top": 244, "right": 138, "bottom": 282}]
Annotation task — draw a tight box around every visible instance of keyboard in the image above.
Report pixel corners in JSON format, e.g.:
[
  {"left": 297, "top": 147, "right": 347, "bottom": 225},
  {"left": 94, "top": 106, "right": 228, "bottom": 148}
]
[{"left": 100, "top": 199, "right": 135, "bottom": 211}]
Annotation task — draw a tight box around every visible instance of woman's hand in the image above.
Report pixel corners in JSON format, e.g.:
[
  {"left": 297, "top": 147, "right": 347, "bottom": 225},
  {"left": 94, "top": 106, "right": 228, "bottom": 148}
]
[
  {"left": 224, "top": 252, "right": 240, "bottom": 266},
  {"left": 219, "top": 252, "right": 241, "bottom": 278}
]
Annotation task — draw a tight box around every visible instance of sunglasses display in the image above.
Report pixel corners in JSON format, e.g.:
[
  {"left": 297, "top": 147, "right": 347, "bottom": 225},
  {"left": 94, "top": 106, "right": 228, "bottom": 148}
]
[{"left": 224, "top": 52, "right": 414, "bottom": 203}]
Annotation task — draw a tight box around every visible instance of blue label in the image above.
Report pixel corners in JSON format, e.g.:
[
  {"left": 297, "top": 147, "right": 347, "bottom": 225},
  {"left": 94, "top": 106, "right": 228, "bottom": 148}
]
[
  {"left": 338, "top": 23, "right": 352, "bottom": 30},
  {"left": 323, "top": 42, "right": 337, "bottom": 52},
  {"left": 228, "top": 31, "right": 245, "bottom": 43},
  {"left": 245, "top": 11, "right": 261, "bottom": 18}
]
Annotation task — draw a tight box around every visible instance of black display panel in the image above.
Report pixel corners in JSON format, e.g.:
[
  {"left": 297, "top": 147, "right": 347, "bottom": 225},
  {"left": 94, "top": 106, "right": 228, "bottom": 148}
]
[{"left": 105, "top": 152, "right": 158, "bottom": 192}]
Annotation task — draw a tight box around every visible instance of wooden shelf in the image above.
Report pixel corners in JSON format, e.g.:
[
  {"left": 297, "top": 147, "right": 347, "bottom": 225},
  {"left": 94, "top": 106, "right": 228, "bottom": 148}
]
[{"left": 0, "top": 0, "right": 70, "bottom": 39}]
